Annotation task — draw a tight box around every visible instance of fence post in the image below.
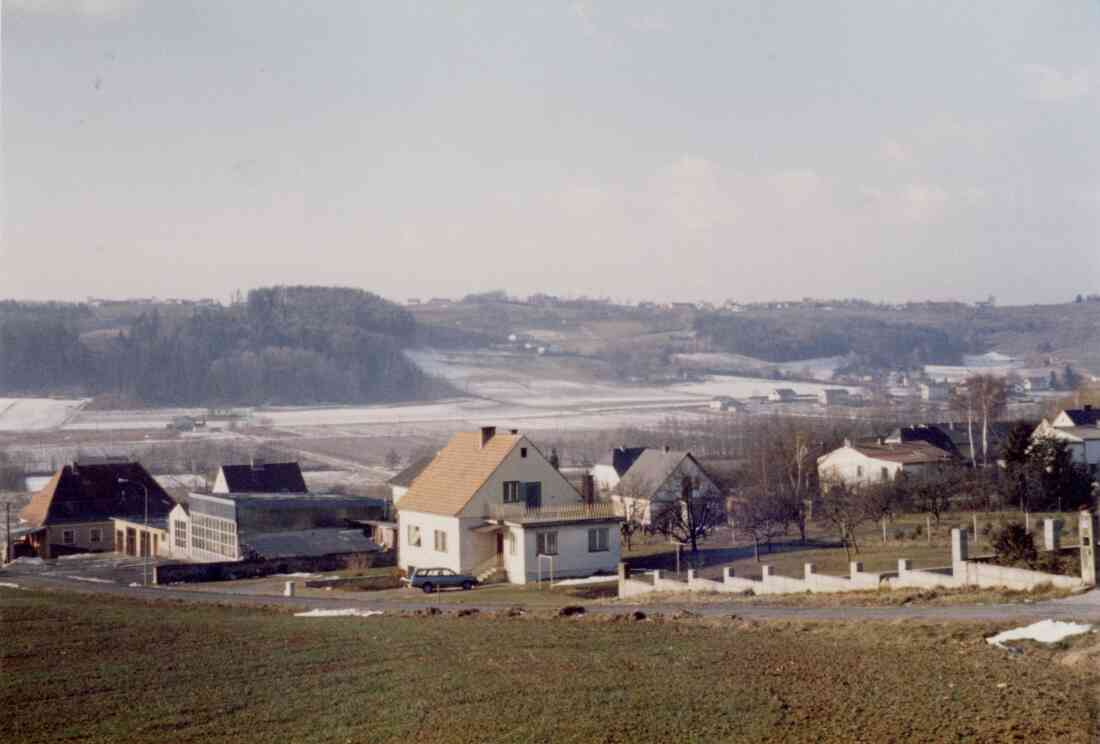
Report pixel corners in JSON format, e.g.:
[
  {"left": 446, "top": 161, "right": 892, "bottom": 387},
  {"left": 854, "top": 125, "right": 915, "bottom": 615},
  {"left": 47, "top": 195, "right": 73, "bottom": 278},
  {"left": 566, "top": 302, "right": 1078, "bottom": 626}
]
[{"left": 926, "top": 514, "right": 932, "bottom": 546}]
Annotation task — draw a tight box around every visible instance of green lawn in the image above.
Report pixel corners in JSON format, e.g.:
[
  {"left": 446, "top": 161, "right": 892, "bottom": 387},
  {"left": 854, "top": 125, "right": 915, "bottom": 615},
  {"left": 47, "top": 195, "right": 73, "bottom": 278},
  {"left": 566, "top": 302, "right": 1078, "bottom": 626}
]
[{"left": 1, "top": 588, "right": 1095, "bottom": 743}]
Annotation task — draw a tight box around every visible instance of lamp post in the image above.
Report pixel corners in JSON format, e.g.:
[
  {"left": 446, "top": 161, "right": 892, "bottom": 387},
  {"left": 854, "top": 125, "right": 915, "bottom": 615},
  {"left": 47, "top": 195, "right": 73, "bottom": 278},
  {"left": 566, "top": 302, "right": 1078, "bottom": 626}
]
[{"left": 119, "top": 478, "right": 149, "bottom": 586}]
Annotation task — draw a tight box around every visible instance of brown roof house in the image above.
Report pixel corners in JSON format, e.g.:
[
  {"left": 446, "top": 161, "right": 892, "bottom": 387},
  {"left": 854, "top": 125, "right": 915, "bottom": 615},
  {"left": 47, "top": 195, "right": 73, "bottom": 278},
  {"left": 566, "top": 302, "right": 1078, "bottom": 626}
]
[
  {"left": 817, "top": 440, "right": 955, "bottom": 488},
  {"left": 396, "top": 427, "right": 622, "bottom": 585},
  {"left": 18, "top": 461, "right": 176, "bottom": 559}
]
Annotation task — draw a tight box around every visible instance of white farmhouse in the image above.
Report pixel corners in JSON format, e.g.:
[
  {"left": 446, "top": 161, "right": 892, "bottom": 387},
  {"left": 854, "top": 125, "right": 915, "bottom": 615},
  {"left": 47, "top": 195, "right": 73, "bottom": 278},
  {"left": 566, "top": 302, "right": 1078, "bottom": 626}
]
[
  {"left": 397, "top": 427, "right": 622, "bottom": 585},
  {"left": 591, "top": 447, "right": 648, "bottom": 492},
  {"left": 817, "top": 440, "right": 954, "bottom": 487},
  {"left": 1033, "top": 406, "right": 1100, "bottom": 475},
  {"left": 609, "top": 447, "right": 722, "bottom": 526}
]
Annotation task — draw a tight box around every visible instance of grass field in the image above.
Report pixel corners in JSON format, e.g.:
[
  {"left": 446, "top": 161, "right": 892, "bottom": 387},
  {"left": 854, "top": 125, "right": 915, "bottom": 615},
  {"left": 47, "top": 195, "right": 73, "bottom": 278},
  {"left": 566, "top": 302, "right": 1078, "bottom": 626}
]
[
  {"left": 626, "top": 510, "right": 1083, "bottom": 581},
  {"left": 1, "top": 588, "right": 1096, "bottom": 743}
]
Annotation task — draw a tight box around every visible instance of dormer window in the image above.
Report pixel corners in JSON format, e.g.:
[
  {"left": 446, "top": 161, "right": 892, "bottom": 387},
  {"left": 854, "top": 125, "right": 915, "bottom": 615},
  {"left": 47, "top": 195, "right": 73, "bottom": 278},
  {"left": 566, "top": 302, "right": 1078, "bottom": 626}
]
[{"left": 521, "top": 448, "right": 528, "bottom": 458}]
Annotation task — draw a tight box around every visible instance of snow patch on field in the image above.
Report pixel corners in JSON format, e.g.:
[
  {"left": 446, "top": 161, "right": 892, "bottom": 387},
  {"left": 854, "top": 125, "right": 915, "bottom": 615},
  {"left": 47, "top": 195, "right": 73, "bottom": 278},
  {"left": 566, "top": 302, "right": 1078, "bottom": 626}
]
[
  {"left": 554, "top": 575, "right": 617, "bottom": 586},
  {"left": 986, "top": 620, "right": 1092, "bottom": 648},
  {"left": 294, "top": 608, "right": 383, "bottom": 618},
  {"left": 0, "top": 582, "right": 21, "bottom": 589},
  {"left": 0, "top": 397, "right": 86, "bottom": 431}
]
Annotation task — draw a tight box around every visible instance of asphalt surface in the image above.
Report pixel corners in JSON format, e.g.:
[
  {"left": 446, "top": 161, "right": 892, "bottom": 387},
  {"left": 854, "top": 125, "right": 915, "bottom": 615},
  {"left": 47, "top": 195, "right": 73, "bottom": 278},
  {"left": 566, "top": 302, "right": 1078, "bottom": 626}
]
[{"left": 5, "top": 557, "right": 1100, "bottom": 622}]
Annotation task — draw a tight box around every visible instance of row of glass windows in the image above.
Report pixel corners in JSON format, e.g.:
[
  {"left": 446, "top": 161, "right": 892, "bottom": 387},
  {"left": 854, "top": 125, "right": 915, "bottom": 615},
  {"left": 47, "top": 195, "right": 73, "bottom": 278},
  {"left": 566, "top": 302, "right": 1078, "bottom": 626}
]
[{"left": 191, "top": 514, "right": 237, "bottom": 558}]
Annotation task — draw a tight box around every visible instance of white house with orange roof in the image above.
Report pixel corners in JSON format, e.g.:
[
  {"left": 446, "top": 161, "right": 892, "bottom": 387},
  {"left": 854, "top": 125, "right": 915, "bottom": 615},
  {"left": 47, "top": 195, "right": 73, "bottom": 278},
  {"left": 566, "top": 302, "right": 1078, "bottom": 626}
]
[{"left": 396, "top": 426, "right": 622, "bottom": 585}]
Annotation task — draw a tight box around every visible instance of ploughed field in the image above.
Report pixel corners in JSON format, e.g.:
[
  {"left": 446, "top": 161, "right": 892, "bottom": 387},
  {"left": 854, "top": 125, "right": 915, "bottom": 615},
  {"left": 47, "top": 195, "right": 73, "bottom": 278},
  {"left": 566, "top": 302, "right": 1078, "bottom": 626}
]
[{"left": 1, "top": 588, "right": 1095, "bottom": 743}]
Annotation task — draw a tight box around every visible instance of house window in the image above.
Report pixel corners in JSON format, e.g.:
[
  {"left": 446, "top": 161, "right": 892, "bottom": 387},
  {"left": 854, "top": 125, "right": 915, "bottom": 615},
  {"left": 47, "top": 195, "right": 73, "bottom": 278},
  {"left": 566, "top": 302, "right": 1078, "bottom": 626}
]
[
  {"left": 174, "top": 520, "right": 188, "bottom": 550},
  {"left": 62, "top": 529, "right": 76, "bottom": 545},
  {"left": 503, "top": 481, "right": 522, "bottom": 503},
  {"left": 434, "top": 529, "right": 447, "bottom": 553},
  {"left": 880, "top": 467, "right": 889, "bottom": 481},
  {"left": 521, "top": 447, "right": 528, "bottom": 458},
  {"left": 408, "top": 525, "right": 422, "bottom": 547},
  {"left": 89, "top": 528, "right": 102, "bottom": 544},
  {"left": 536, "top": 531, "right": 558, "bottom": 556},
  {"left": 508, "top": 532, "right": 517, "bottom": 556},
  {"left": 856, "top": 466, "right": 864, "bottom": 478},
  {"left": 588, "top": 527, "right": 609, "bottom": 552}
]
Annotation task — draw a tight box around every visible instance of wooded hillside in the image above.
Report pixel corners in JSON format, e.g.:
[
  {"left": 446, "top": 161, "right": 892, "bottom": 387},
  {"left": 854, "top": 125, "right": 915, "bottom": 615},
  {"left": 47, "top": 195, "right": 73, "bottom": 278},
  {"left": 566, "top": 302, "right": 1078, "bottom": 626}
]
[{"left": 0, "top": 287, "right": 452, "bottom": 406}]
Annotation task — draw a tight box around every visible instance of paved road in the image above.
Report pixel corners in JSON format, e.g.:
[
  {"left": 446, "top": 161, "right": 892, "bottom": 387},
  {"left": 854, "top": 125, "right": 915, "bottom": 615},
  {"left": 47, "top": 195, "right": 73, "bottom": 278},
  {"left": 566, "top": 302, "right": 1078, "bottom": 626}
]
[{"left": 5, "top": 563, "right": 1100, "bottom": 623}]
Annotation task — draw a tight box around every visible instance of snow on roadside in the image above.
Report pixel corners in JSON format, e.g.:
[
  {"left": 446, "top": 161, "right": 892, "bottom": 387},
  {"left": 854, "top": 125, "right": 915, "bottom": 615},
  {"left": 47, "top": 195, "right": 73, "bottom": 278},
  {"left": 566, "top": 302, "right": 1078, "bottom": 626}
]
[
  {"left": 64, "top": 576, "right": 115, "bottom": 584},
  {"left": 275, "top": 572, "right": 318, "bottom": 578},
  {"left": 554, "top": 575, "right": 617, "bottom": 586},
  {"left": 0, "top": 582, "right": 21, "bottom": 589},
  {"left": 986, "top": 620, "right": 1092, "bottom": 648},
  {"left": 294, "top": 608, "right": 383, "bottom": 618},
  {"left": 9, "top": 557, "right": 45, "bottom": 567}
]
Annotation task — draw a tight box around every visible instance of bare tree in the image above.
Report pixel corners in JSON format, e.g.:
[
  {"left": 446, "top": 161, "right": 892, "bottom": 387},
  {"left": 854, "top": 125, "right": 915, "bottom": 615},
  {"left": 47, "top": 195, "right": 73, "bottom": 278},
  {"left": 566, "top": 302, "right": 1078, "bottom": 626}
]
[
  {"left": 729, "top": 486, "right": 785, "bottom": 561},
  {"left": 614, "top": 476, "right": 655, "bottom": 552},
  {"left": 968, "top": 374, "right": 1008, "bottom": 465},
  {"left": 817, "top": 482, "right": 881, "bottom": 561},
  {"left": 653, "top": 476, "right": 727, "bottom": 555}
]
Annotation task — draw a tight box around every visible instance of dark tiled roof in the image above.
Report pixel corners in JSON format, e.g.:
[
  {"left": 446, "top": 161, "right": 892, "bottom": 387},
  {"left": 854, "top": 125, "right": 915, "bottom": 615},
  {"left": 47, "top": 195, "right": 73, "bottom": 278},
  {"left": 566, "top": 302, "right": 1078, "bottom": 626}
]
[
  {"left": 387, "top": 456, "right": 435, "bottom": 488},
  {"left": 596, "top": 447, "right": 648, "bottom": 477},
  {"left": 219, "top": 462, "right": 307, "bottom": 494},
  {"left": 1062, "top": 408, "right": 1100, "bottom": 427},
  {"left": 20, "top": 462, "right": 176, "bottom": 527},
  {"left": 886, "top": 425, "right": 959, "bottom": 456}
]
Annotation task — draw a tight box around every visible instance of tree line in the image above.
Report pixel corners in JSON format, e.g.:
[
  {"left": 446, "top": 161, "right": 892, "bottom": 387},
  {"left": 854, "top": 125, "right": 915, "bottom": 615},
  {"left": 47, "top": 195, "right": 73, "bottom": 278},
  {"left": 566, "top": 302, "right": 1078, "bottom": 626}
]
[{"left": 0, "top": 287, "right": 453, "bottom": 406}]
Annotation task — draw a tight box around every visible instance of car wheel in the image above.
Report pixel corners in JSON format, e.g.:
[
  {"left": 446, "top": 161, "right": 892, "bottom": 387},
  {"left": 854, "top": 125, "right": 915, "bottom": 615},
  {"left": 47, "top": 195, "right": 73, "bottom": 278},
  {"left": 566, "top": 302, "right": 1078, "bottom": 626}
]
[
  {"left": 462, "top": 580, "right": 473, "bottom": 591},
  {"left": 421, "top": 583, "right": 435, "bottom": 594}
]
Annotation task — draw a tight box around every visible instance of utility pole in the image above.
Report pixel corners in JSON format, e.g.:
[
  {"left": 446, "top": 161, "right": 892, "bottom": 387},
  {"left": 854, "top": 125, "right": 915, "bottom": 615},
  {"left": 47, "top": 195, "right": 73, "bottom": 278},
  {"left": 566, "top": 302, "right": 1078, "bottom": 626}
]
[{"left": 5, "top": 503, "right": 11, "bottom": 563}]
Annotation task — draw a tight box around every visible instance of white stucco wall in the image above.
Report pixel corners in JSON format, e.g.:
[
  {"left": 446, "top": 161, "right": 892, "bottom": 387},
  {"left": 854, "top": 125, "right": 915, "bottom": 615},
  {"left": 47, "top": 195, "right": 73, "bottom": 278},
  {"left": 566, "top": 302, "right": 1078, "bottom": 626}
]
[
  {"left": 817, "top": 447, "right": 903, "bottom": 487},
  {"left": 398, "top": 511, "right": 463, "bottom": 574},
  {"left": 592, "top": 463, "right": 621, "bottom": 492},
  {"left": 510, "top": 521, "right": 621, "bottom": 584}
]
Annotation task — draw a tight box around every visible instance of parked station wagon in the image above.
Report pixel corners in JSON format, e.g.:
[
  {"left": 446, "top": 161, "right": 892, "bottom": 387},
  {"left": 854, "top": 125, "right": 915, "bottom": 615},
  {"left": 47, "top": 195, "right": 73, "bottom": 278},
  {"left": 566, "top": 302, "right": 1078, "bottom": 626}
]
[{"left": 402, "top": 567, "right": 478, "bottom": 593}]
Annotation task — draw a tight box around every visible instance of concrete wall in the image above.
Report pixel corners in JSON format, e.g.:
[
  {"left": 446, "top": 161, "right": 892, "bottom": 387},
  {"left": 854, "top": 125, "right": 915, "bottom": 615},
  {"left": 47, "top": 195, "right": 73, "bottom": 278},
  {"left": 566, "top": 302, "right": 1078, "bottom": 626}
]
[
  {"left": 617, "top": 525, "right": 1088, "bottom": 599},
  {"left": 619, "top": 562, "right": 887, "bottom": 598}
]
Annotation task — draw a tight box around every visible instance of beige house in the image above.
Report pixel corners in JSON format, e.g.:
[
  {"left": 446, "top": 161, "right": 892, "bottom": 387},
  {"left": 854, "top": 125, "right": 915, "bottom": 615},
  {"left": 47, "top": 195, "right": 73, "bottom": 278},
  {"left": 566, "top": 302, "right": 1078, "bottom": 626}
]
[
  {"left": 397, "top": 427, "right": 622, "bottom": 585},
  {"left": 817, "top": 441, "right": 954, "bottom": 487}
]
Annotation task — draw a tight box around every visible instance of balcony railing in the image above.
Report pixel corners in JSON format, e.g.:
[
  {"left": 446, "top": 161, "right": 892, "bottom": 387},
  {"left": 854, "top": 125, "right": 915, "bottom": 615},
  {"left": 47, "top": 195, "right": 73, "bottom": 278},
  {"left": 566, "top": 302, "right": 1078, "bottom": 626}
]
[{"left": 485, "top": 502, "right": 623, "bottom": 524}]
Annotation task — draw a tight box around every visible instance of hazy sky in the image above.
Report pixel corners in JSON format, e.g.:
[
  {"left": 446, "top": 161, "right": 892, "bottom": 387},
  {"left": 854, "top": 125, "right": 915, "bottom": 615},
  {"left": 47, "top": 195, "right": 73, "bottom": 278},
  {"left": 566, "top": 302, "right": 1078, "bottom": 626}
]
[{"left": 3, "top": 1, "right": 1098, "bottom": 305}]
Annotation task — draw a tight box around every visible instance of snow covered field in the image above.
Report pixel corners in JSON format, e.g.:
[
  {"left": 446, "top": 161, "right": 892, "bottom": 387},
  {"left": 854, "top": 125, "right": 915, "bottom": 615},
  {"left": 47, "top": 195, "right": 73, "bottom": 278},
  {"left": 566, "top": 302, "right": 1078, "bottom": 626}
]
[
  {"left": 0, "top": 398, "right": 86, "bottom": 431},
  {"left": 17, "top": 349, "right": 864, "bottom": 440}
]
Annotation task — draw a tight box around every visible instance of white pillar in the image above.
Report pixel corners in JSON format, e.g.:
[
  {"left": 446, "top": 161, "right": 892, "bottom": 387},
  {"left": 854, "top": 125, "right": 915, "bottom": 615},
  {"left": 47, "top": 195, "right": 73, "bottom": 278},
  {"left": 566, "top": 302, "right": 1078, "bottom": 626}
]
[{"left": 1043, "top": 519, "right": 1063, "bottom": 551}]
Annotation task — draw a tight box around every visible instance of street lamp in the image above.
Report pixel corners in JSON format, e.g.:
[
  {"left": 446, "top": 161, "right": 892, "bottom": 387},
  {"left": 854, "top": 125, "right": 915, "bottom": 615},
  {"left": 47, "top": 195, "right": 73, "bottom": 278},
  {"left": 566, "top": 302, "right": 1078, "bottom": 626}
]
[{"left": 119, "top": 478, "right": 149, "bottom": 586}]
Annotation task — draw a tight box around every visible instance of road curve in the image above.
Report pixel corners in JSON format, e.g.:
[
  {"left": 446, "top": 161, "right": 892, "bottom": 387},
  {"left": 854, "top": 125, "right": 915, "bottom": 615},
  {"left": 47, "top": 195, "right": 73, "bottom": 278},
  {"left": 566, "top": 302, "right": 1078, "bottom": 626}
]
[{"left": 5, "top": 571, "right": 1100, "bottom": 623}]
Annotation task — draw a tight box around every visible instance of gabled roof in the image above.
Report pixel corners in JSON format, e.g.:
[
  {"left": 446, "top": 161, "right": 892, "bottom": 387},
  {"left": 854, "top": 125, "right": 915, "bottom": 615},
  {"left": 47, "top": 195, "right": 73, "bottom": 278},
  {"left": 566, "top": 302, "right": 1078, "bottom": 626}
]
[
  {"left": 20, "top": 462, "right": 176, "bottom": 527},
  {"left": 885, "top": 425, "right": 959, "bottom": 456},
  {"left": 387, "top": 456, "right": 435, "bottom": 488},
  {"left": 1058, "top": 408, "right": 1100, "bottom": 427},
  {"left": 395, "top": 431, "right": 522, "bottom": 516},
  {"left": 850, "top": 442, "right": 954, "bottom": 465},
  {"left": 595, "top": 447, "right": 648, "bottom": 477},
  {"left": 219, "top": 462, "right": 307, "bottom": 494},
  {"left": 618, "top": 449, "right": 714, "bottom": 496}
]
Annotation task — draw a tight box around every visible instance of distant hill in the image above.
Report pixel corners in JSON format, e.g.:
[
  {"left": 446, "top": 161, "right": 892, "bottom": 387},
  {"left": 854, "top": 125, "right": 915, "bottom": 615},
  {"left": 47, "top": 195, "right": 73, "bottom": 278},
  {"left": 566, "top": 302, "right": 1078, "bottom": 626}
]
[{"left": 0, "top": 287, "right": 455, "bottom": 406}]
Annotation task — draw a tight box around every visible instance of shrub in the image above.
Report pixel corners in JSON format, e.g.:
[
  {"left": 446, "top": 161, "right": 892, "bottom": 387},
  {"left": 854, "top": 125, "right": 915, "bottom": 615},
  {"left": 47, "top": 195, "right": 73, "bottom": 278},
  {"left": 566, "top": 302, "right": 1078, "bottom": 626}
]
[
  {"left": 991, "top": 523, "right": 1038, "bottom": 567},
  {"left": 981, "top": 522, "right": 993, "bottom": 536},
  {"left": 893, "top": 528, "right": 907, "bottom": 542},
  {"left": 912, "top": 524, "right": 924, "bottom": 539}
]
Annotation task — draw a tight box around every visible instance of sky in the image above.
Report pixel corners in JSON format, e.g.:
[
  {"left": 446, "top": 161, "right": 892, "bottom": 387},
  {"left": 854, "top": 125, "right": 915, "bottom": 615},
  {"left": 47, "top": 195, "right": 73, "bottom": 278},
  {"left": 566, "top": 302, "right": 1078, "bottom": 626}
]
[{"left": 2, "top": 1, "right": 1098, "bottom": 305}]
